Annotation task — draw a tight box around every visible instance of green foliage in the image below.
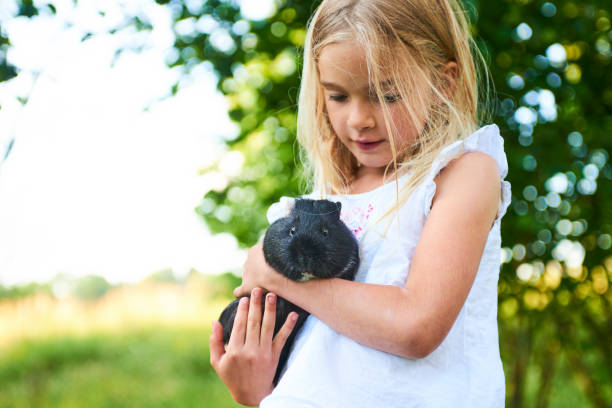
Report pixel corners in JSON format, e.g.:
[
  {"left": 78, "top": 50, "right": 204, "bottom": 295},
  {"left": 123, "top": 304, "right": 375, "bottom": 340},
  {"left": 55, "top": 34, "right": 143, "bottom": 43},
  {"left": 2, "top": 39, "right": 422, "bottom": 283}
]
[
  {"left": 176, "top": 0, "right": 317, "bottom": 245},
  {"left": 0, "top": 25, "right": 17, "bottom": 83},
  {"left": 0, "top": 282, "right": 52, "bottom": 300},
  {"left": 0, "top": 59, "right": 18, "bottom": 83},
  {"left": 201, "top": 271, "right": 241, "bottom": 301},
  {"left": 474, "top": 2, "right": 612, "bottom": 406},
  {"left": 188, "top": 0, "right": 612, "bottom": 257},
  {"left": 145, "top": 268, "right": 179, "bottom": 284},
  {"left": 71, "top": 275, "right": 112, "bottom": 300},
  {"left": 0, "top": 1, "right": 47, "bottom": 83}
]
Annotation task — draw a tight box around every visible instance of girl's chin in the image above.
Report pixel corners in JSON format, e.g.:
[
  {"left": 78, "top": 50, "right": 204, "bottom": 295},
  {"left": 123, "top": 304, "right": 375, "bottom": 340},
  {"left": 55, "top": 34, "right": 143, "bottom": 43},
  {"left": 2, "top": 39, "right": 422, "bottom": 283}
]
[{"left": 349, "top": 149, "right": 393, "bottom": 170}]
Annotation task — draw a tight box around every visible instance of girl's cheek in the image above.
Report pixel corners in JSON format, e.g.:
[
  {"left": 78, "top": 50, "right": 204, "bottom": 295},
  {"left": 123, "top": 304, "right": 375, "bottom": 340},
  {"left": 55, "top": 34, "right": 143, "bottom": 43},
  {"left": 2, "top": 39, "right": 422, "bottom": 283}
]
[{"left": 326, "top": 110, "right": 341, "bottom": 130}]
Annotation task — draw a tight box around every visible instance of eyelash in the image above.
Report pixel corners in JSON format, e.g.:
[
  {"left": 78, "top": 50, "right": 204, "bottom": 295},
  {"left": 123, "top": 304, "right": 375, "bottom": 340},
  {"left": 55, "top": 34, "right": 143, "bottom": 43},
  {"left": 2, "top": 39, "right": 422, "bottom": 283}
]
[
  {"left": 329, "top": 94, "right": 347, "bottom": 102},
  {"left": 327, "top": 94, "right": 401, "bottom": 103},
  {"left": 382, "top": 94, "right": 401, "bottom": 103}
]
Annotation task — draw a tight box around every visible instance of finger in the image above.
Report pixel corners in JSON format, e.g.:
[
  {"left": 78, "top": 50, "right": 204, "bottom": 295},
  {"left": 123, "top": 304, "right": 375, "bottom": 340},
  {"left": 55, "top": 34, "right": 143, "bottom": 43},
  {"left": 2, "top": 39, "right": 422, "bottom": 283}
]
[
  {"left": 272, "top": 312, "right": 299, "bottom": 357},
  {"left": 245, "top": 287, "right": 263, "bottom": 347},
  {"left": 209, "top": 321, "right": 226, "bottom": 368},
  {"left": 260, "top": 292, "right": 277, "bottom": 348},
  {"left": 233, "top": 285, "right": 242, "bottom": 298},
  {"left": 228, "top": 297, "right": 249, "bottom": 349}
]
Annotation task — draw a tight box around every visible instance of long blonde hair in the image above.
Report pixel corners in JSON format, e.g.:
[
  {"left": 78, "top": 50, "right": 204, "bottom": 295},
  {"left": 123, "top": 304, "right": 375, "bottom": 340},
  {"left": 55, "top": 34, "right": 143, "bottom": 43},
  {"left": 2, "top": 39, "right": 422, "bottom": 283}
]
[{"left": 297, "top": 0, "right": 492, "bottom": 215}]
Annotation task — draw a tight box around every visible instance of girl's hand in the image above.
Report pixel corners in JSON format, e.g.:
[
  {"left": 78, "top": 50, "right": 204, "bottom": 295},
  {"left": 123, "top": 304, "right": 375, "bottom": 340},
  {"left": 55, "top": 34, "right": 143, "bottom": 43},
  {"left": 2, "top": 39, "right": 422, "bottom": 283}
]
[
  {"left": 209, "top": 288, "right": 298, "bottom": 407},
  {"left": 234, "top": 241, "right": 285, "bottom": 298}
]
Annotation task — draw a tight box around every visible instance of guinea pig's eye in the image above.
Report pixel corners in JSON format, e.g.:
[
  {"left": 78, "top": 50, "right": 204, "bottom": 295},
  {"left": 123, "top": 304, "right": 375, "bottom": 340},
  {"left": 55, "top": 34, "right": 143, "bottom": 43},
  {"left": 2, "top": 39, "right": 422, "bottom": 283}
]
[
  {"left": 289, "top": 226, "right": 296, "bottom": 236},
  {"left": 321, "top": 227, "right": 328, "bottom": 236}
]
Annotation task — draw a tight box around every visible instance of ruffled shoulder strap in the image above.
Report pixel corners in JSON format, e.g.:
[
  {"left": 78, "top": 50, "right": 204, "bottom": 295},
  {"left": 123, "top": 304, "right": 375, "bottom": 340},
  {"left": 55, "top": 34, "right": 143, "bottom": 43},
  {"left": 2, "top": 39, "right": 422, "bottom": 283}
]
[
  {"left": 423, "top": 124, "right": 512, "bottom": 223},
  {"left": 266, "top": 196, "right": 296, "bottom": 224}
]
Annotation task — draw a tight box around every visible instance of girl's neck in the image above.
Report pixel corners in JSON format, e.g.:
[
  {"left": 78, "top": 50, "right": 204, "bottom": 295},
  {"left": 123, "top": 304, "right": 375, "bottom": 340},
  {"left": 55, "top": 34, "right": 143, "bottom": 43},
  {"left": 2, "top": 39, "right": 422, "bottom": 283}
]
[{"left": 349, "top": 166, "right": 390, "bottom": 194}]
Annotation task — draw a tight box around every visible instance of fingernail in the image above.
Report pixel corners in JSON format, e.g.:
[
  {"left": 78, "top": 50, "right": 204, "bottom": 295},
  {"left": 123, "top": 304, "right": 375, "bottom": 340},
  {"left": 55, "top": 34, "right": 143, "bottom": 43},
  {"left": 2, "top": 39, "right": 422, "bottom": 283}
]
[
  {"left": 267, "top": 293, "right": 276, "bottom": 303},
  {"left": 290, "top": 313, "right": 298, "bottom": 322},
  {"left": 240, "top": 297, "right": 248, "bottom": 305},
  {"left": 252, "top": 288, "right": 261, "bottom": 298}
]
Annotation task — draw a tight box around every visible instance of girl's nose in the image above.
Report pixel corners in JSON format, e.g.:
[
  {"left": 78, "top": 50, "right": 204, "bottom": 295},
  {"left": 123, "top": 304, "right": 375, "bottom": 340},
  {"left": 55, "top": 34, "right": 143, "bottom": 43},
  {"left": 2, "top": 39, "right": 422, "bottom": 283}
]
[{"left": 347, "top": 100, "right": 375, "bottom": 131}]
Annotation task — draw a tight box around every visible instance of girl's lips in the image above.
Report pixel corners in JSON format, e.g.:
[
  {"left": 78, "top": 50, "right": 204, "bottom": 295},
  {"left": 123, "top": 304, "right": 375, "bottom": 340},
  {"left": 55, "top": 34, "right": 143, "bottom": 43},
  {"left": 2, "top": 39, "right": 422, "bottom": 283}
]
[{"left": 354, "top": 140, "right": 384, "bottom": 151}]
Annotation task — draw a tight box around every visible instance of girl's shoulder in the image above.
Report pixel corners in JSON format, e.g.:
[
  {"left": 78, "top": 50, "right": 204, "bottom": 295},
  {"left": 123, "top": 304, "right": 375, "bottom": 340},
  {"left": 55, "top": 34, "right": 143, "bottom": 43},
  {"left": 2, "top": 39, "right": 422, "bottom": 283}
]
[
  {"left": 424, "top": 123, "right": 511, "bottom": 224},
  {"left": 432, "top": 151, "right": 501, "bottom": 223},
  {"left": 429, "top": 124, "right": 507, "bottom": 182}
]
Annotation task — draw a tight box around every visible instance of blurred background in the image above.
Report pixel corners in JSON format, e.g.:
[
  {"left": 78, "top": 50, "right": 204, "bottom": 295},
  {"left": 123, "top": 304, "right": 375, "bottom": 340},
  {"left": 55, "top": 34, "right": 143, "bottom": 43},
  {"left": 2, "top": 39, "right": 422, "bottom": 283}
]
[{"left": 0, "top": 0, "right": 610, "bottom": 407}]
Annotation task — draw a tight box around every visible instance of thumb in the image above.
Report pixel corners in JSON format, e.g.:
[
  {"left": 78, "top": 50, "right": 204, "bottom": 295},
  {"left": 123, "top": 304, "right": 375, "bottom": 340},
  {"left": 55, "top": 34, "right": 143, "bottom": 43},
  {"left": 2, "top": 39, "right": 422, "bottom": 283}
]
[
  {"left": 233, "top": 285, "right": 242, "bottom": 298},
  {"left": 209, "top": 321, "right": 225, "bottom": 368}
]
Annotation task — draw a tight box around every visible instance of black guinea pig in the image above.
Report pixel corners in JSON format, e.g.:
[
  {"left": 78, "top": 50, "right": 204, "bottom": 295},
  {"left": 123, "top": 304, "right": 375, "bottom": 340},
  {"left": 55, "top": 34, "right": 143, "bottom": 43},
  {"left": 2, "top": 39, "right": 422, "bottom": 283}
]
[{"left": 218, "top": 198, "right": 360, "bottom": 384}]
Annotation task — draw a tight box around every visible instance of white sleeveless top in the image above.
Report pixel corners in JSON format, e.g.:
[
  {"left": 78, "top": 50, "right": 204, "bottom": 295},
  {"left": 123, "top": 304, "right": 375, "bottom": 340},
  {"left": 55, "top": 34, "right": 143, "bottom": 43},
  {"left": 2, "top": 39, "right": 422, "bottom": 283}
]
[{"left": 261, "top": 124, "right": 511, "bottom": 408}]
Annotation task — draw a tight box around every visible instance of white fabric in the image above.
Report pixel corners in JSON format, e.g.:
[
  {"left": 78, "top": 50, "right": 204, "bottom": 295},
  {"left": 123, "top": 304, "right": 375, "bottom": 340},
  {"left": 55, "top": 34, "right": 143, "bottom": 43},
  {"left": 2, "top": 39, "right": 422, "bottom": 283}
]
[{"left": 261, "top": 124, "right": 510, "bottom": 408}]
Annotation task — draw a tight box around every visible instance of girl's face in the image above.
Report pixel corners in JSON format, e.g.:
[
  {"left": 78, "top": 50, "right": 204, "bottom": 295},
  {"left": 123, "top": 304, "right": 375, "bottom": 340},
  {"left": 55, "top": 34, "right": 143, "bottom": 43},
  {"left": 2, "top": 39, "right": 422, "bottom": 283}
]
[{"left": 318, "top": 42, "right": 421, "bottom": 175}]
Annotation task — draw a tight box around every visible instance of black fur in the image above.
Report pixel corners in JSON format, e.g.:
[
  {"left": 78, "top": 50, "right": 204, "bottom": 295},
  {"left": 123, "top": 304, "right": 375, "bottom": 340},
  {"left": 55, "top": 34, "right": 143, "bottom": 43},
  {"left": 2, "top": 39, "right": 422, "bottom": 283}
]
[{"left": 218, "top": 199, "right": 360, "bottom": 384}]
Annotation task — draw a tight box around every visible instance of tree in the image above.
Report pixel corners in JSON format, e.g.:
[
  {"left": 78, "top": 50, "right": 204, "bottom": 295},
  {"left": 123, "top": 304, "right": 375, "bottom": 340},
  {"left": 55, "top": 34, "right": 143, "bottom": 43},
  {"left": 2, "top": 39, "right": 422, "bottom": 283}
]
[
  {"left": 2, "top": 0, "right": 611, "bottom": 405},
  {"left": 0, "top": 1, "right": 47, "bottom": 83},
  {"left": 169, "top": 1, "right": 612, "bottom": 405}
]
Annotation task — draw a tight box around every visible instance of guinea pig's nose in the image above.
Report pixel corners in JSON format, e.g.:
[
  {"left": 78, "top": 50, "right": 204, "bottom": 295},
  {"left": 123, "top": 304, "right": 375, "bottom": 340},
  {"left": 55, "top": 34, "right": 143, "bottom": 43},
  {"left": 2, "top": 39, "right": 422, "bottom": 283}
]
[{"left": 297, "top": 235, "right": 322, "bottom": 256}]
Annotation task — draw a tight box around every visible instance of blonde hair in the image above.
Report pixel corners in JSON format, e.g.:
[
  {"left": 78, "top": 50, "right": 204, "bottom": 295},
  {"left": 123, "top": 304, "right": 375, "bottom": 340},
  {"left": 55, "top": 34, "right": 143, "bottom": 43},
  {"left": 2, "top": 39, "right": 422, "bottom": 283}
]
[{"left": 297, "top": 0, "right": 492, "bottom": 220}]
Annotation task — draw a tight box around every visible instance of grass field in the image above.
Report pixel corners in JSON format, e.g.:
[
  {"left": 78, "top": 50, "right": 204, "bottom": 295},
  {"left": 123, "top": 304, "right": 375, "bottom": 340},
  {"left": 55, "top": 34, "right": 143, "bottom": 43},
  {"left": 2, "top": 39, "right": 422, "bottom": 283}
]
[
  {"left": 0, "top": 328, "right": 242, "bottom": 408},
  {"left": 0, "top": 274, "right": 604, "bottom": 407},
  {"left": 0, "top": 275, "right": 243, "bottom": 408}
]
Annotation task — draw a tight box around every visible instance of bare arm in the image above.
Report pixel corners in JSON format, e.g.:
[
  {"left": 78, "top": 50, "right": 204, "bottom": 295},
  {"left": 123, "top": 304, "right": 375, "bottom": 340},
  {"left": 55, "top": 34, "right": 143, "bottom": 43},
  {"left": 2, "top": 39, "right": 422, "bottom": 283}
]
[{"left": 236, "top": 152, "right": 501, "bottom": 358}]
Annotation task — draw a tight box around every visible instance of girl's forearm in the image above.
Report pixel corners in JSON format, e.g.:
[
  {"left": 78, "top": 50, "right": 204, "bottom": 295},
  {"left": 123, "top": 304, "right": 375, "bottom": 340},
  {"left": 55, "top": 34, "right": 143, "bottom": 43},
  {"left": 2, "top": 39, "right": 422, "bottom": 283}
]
[{"left": 267, "top": 275, "right": 436, "bottom": 359}]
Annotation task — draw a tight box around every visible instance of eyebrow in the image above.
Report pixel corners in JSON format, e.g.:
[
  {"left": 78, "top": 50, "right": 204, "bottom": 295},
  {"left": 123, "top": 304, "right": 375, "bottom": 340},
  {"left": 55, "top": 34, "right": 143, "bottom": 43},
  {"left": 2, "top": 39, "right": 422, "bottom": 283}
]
[
  {"left": 320, "top": 81, "right": 344, "bottom": 91},
  {"left": 320, "top": 79, "right": 396, "bottom": 92}
]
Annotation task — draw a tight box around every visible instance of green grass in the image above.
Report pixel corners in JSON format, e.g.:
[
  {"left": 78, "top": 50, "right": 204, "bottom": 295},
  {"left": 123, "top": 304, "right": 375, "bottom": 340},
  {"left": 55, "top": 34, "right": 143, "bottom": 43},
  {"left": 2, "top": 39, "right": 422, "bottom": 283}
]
[
  {"left": 0, "top": 327, "right": 243, "bottom": 408},
  {"left": 0, "top": 324, "right": 602, "bottom": 407}
]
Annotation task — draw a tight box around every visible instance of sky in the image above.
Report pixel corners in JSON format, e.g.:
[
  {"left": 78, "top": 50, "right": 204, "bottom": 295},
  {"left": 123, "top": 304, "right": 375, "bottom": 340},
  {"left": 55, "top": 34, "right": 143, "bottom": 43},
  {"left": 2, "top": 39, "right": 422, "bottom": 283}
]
[{"left": 0, "top": 0, "right": 276, "bottom": 286}]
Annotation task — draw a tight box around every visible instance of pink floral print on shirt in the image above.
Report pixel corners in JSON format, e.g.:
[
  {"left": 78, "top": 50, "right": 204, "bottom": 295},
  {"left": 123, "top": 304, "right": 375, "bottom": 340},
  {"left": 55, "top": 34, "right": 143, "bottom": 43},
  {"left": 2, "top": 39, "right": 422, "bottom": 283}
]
[{"left": 340, "top": 203, "right": 374, "bottom": 240}]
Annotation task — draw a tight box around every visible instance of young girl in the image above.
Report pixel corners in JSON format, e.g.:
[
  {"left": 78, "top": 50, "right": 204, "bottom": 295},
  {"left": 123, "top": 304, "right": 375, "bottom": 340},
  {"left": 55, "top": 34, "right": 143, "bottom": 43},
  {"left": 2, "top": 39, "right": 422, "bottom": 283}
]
[{"left": 210, "top": 0, "right": 511, "bottom": 406}]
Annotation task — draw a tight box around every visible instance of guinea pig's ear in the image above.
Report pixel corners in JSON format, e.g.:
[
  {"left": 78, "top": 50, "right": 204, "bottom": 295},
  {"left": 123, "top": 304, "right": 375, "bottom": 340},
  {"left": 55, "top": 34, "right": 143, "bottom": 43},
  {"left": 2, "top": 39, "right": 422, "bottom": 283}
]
[{"left": 334, "top": 201, "right": 342, "bottom": 219}]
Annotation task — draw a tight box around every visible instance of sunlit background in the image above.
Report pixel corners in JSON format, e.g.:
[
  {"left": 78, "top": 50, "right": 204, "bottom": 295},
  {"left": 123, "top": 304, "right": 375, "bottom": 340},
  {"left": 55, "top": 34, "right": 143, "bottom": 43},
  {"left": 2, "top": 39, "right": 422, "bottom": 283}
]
[
  {"left": 0, "top": 0, "right": 611, "bottom": 407},
  {"left": 0, "top": 1, "right": 277, "bottom": 406},
  {"left": 0, "top": 0, "right": 279, "bottom": 287}
]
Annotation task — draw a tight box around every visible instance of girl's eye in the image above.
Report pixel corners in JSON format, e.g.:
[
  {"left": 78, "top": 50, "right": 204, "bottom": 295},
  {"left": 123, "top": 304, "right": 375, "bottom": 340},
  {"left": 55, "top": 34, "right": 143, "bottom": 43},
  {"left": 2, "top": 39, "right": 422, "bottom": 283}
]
[
  {"left": 321, "top": 227, "right": 329, "bottom": 236},
  {"left": 384, "top": 94, "right": 401, "bottom": 103},
  {"left": 369, "top": 93, "right": 401, "bottom": 103},
  {"left": 289, "top": 226, "right": 296, "bottom": 236},
  {"left": 329, "top": 94, "right": 347, "bottom": 102}
]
